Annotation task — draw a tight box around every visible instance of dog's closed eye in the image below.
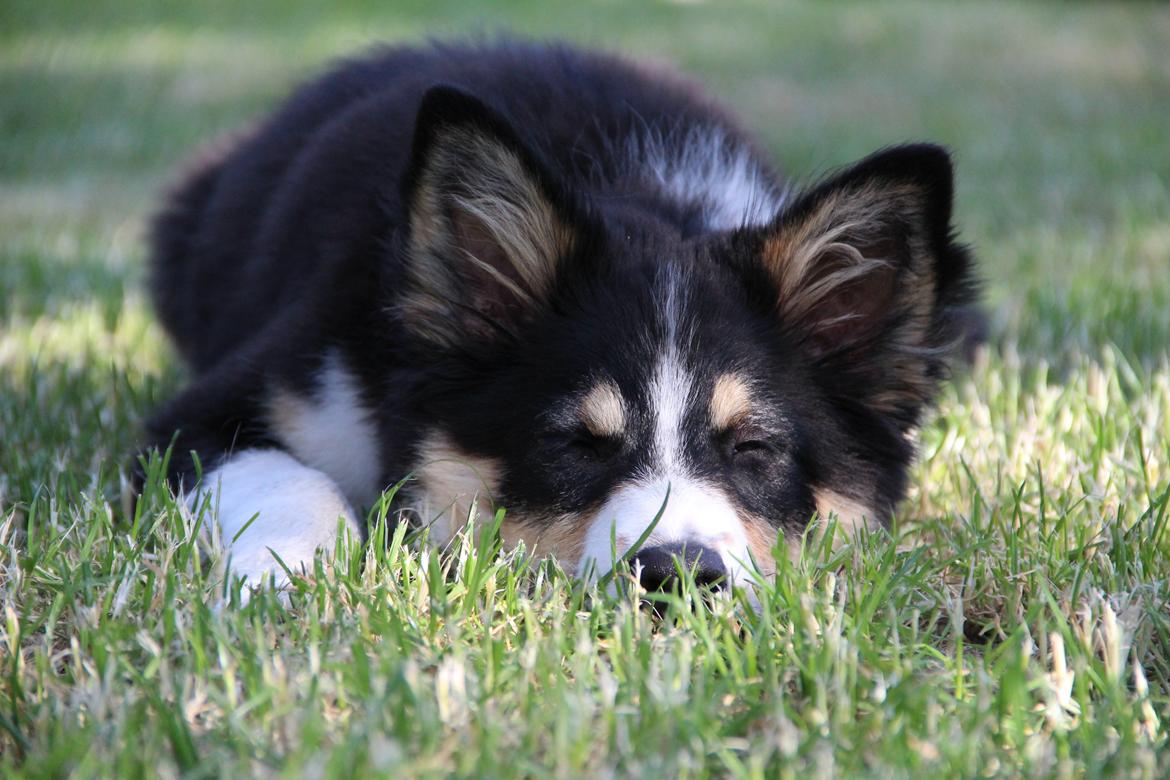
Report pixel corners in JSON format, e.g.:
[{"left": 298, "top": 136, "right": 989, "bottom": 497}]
[{"left": 567, "top": 431, "right": 622, "bottom": 462}]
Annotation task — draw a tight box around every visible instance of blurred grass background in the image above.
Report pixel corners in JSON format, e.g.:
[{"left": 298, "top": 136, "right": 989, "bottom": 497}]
[
  {"left": 2, "top": 1, "right": 1170, "bottom": 776},
  {"left": 3, "top": 0, "right": 1168, "bottom": 356}
]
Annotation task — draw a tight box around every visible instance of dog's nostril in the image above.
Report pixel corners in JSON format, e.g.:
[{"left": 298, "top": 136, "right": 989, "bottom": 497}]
[{"left": 631, "top": 543, "right": 727, "bottom": 592}]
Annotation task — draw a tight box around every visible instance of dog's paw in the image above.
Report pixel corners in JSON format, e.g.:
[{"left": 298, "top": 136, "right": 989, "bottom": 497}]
[{"left": 188, "top": 449, "right": 362, "bottom": 589}]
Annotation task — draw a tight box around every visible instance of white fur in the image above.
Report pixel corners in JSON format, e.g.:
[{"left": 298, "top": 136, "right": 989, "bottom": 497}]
[
  {"left": 651, "top": 267, "right": 694, "bottom": 473},
  {"left": 650, "top": 351, "right": 692, "bottom": 474},
  {"left": 576, "top": 306, "right": 756, "bottom": 586},
  {"left": 189, "top": 449, "right": 361, "bottom": 586},
  {"left": 635, "top": 125, "right": 786, "bottom": 230},
  {"left": 268, "top": 350, "right": 382, "bottom": 509},
  {"left": 576, "top": 477, "right": 753, "bottom": 586}
]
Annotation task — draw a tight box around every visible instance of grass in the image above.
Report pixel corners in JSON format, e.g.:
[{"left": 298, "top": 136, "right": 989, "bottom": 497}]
[{"left": 2, "top": 0, "right": 1169, "bottom": 776}]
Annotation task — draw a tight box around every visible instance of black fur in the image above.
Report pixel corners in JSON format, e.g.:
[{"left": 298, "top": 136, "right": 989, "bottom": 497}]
[{"left": 143, "top": 39, "right": 977, "bottom": 551}]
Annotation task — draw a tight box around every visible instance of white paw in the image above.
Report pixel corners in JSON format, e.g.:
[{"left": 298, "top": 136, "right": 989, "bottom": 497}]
[{"left": 188, "top": 449, "right": 362, "bottom": 588}]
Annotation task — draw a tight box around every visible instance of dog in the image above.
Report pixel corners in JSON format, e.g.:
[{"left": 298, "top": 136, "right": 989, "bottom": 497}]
[{"left": 142, "top": 40, "right": 977, "bottom": 593}]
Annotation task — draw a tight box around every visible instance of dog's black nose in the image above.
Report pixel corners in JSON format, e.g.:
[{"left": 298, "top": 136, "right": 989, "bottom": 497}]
[{"left": 631, "top": 543, "right": 727, "bottom": 592}]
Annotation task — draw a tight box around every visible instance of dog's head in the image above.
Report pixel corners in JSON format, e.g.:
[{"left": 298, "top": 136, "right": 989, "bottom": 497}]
[{"left": 396, "top": 86, "right": 975, "bottom": 589}]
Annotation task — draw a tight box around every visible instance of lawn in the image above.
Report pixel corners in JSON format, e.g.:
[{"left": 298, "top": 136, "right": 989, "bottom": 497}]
[{"left": 2, "top": 0, "right": 1169, "bottom": 776}]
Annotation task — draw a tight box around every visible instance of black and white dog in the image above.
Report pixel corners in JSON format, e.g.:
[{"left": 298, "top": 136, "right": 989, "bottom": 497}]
[{"left": 143, "top": 40, "right": 976, "bottom": 592}]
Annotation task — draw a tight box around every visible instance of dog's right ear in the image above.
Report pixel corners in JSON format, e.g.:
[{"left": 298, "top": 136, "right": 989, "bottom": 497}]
[
  {"left": 400, "top": 86, "right": 584, "bottom": 349},
  {"left": 752, "top": 144, "right": 976, "bottom": 428}
]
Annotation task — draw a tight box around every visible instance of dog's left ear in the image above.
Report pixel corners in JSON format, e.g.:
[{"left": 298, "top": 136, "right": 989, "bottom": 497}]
[
  {"left": 758, "top": 144, "right": 975, "bottom": 425},
  {"left": 400, "top": 86, "right": 584, "bottom": 349}
]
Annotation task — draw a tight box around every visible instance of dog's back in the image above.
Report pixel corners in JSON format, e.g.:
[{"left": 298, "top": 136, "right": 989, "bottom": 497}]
[{"left": 150, "top": 41, "right": 782, "bottom": 373}]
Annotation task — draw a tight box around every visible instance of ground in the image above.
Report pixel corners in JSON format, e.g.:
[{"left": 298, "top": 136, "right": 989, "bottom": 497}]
[{"left": 2, "top": 1, "right": 1169, "bottom": 776}]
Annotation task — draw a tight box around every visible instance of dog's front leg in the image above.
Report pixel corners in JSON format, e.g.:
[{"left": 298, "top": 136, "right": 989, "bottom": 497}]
[{"left": 187, "top": 448, "right": 362, "bottom": 588}]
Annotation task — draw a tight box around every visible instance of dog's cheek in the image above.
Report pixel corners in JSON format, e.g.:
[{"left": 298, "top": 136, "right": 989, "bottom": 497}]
[
  {"left": 740, "top": 514, "right": 784, "bottom": 577},
  {"left": 813, "top": 488, "right": 881, "bottom": 535},
  {"left": 738, "top": 492, "right": 880, "bottom": 569},
  {"left": 409, "top": 431, "right": 503, "bottom": 544},
  {"left": 498, "top": 510, "right": 594, "bottom": 574}
]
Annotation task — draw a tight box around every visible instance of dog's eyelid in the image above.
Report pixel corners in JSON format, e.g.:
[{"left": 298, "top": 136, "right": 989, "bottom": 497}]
[
  {"left": 542, "top": 424, "right": 620, "bottom": 444},
  {"left": 573, "top": 426, "right": 622, "bottom": 445},
  {"left": 714, "top": 417, "right": 772, "bottom": 438},
  {"left": 563, "top": 427, "right": 623, "bottom": 463}
]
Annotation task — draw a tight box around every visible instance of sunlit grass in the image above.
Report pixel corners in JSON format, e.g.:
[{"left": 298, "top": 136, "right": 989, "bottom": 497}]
[{"left": 2, "top": 0, "right": 1169, "bottom": 776}]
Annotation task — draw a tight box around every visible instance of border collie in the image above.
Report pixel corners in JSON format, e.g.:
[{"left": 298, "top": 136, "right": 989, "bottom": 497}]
[{"left": 142, "top": 40, "right": 976, "bottom": 593}]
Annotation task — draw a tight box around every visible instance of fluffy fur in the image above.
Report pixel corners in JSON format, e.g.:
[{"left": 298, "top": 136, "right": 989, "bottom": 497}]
[{"left": 141, "top": 40, "right": 977, "bottom": 590}]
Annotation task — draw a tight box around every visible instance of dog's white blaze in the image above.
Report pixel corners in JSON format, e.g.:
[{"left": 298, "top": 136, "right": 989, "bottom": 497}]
[
  {"left": 650, "top": 266, "right": 692, "bottom": 473},
  {"left": 576, "top": 476, "right": 753, "bottom": 585},
  {"left": 650, "top": 352, "right": 692, "bottom": 473},
  {"left": 636, "top": 125, "right": 786, "bottom": 230},
  {"left": 574, "top": 274, "right": 756, "bottom": 586},
  {"left": 188, "top": 449, "right": 361, "bottom": 585},
  {"left": 268, "top": 351, "right": 381, "bottom": 509}
]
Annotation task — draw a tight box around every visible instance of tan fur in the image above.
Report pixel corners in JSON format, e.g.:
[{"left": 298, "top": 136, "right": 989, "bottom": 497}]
[
  {"left": 741, "top": 492, "right": 880, "bottom": 569},
  {"left": 741, "top": 516, "right": 782, "bottom": 576},
  {"left": 813, "top": 489, "right": 880, "bottom": 534},
  {"left": 498, "top": 512, "right": 591, "bottom": 570},
  {"left": 579, "top": 381, "right": 626, "bottom": 438},
  {"left": 412, "top": 432, "right": 593, "bottom": 568},
  {"left": 402, "top": 126, "right": 574, "bottom": 346},
  {"left": 411, "top": 431, "right": 502, "bottom": 543},
  {"left": 709, "top": 373, "right": 753, "bottom": 431}
]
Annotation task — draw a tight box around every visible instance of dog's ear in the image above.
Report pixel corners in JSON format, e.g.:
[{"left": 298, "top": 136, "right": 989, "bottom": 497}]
[
  {"left": 758, "top": 144, "right": 975, "bottom": 425},
  {"left": 400, "top": 86, "right": 583, "bottom": 348}
]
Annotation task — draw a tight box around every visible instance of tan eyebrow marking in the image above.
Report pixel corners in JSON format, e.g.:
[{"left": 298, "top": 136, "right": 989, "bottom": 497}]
[
  {"left": 579, "top": 381, "right": 626, "bottom": 437},
  {"left": 710, "top": 373, "right": 753, "bottom": 430}
]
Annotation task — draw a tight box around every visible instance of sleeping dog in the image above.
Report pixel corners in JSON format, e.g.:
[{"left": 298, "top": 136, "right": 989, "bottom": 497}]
[{"left": 143, "top": 40, "right": 977, "bottom": 592}]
